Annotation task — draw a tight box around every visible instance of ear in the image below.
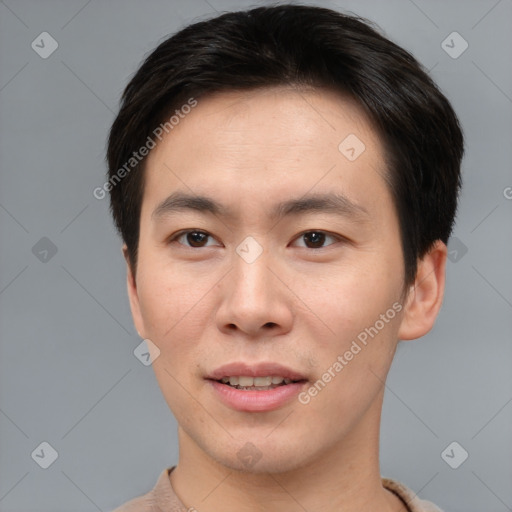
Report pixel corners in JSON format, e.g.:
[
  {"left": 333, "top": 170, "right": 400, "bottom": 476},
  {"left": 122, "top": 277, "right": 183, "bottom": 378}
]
[
  {"left": 398, "top": 240, "right": 447, "bottom": 341},
  {"left": 122, "top": 245, "right": 146, "bottom": 339}
]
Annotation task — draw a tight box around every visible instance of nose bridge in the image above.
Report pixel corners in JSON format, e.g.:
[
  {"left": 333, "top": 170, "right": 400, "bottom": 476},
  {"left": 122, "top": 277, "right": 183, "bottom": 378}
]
[{"left": 231, "top": 239, "right": 273, "bottom": 301}]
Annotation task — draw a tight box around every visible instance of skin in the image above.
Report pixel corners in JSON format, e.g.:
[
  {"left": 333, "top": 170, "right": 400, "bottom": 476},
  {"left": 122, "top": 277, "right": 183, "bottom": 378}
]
[{"left": 124, "top": 87, "right": 447, "bottom": 512}]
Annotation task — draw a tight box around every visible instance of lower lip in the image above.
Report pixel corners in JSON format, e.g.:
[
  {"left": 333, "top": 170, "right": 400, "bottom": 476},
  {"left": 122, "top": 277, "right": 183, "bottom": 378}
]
[{"left": 207, "top": 379, "right": 307, "bottom": 412}]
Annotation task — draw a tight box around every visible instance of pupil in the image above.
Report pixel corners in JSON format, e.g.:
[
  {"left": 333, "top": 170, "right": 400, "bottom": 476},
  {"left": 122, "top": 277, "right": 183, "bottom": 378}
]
[
  {"left": 305, "top": 232, "right": 325, "bottom": 248},
  {"left": 187, "top": 231, "right": 207, "bottom": 247}
]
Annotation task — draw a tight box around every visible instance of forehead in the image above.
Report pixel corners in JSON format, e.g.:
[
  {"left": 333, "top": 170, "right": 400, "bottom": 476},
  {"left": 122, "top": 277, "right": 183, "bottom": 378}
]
[
  {"left": 142, "top": 87, "right": 390, "bottom": 218},
  {"left": 158, "top": 86, "right": 378, "bottom": 152}
]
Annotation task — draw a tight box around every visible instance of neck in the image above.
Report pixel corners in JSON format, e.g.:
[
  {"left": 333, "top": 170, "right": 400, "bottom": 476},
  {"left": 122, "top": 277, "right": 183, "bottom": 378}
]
[{"left": 170, "top": 388, "right": 407, "bottom": 512}]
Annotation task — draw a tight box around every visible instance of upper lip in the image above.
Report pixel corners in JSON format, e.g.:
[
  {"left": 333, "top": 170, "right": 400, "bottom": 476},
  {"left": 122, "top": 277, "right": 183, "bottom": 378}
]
[{"left": 206, "top": 362, "right": 308, "bottom": 381}]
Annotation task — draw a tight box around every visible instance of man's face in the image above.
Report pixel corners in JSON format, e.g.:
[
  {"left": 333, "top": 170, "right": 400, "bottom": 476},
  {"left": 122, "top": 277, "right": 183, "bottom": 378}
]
[{"left": 127, "top": 87, "right": 409, "bottom": 473}]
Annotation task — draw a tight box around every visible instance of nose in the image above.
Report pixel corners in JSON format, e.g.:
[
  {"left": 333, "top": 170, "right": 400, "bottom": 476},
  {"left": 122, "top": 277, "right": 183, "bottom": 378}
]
[{"left": 215, "top": 249, "right": 294, "bottom": 338}]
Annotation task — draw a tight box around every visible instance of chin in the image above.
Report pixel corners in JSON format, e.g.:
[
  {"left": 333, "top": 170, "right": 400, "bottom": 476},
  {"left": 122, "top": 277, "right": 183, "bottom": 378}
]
[{"left": 208, "top": 436, "right": 317, "bottom": 475}]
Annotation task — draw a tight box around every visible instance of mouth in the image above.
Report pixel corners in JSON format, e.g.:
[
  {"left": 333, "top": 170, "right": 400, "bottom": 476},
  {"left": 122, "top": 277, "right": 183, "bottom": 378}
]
[
  {"left": 209, "top": 375, "right": 307, "bottom": 391},
  {"left": 205, "top": 362, "right": 309, "bottom": 412}
]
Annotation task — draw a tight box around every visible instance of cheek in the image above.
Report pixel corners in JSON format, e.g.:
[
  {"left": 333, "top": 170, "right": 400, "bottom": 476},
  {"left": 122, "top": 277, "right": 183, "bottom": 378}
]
[
  {"left": 136, "top": 260, "right": 209, "bottom": 337},
  {"left": 135, "top": 261, "right": 219, "bottom": 376},
  {"left": 299, "top": 307, "right": 402, "bottom": 428},
  {"left": 293, "top": 259, "right": 402, "bottom": 345},
  {"left": 293, "top": 257, "right": 403, "bottom": 403},
  {"left": 137, "top": 267, "right": 212, "bottom": 410}
]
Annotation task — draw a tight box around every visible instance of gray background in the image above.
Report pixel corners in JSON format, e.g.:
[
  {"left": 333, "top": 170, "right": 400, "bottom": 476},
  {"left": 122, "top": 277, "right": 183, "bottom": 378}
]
[{"left": 0, "top": 0, "right": 511, "bottom": 511}]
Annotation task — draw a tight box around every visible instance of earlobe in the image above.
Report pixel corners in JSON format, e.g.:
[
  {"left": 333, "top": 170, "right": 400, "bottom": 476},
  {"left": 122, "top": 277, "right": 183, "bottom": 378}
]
[
  {"left": 398, "top": 240, "right": 447, "bottom": 341},
  {"left": 122, "top": 245, "right": 146, "bottom": 339}
]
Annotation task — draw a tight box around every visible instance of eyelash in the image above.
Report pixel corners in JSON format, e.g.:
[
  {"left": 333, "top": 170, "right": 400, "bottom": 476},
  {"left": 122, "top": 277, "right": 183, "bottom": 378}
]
[{"left": 168, "top": 229, "right": 344, "bottom": 249}]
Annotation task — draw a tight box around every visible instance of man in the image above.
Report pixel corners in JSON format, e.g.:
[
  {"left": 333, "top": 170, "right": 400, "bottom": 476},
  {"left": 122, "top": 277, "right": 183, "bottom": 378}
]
[{"left": 107, "top": 5, "right": 463, "bottom": 511}]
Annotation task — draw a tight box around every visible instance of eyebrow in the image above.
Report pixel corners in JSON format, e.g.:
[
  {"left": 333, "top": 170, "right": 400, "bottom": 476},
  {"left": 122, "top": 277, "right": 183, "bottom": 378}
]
[{"left": 152, "top": 190, "right": 369, "bottom": 222}]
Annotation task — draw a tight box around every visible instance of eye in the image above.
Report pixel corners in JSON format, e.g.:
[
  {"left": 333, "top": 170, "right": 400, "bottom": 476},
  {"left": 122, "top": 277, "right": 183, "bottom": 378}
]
[
  {"left": 170, "top": 230, "right": 220, "bottom": 248},
  {"left": 169, "top": 229, "right": 343, "bottom": 249},
  {"left": 292, "top": 230, "right": 341, "bottom": 249}
]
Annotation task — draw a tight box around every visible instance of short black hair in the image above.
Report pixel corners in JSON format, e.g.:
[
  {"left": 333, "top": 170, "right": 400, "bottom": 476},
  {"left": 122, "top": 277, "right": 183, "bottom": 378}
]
[{"left": 107, "top": 4, "right": 464, "bottom": 286}]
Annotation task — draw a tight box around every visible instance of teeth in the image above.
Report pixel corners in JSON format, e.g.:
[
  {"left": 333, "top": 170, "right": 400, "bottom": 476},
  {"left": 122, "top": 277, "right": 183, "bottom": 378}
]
[
  {"left": 220, "top": 376, "right": 294, "bottom": 386},
  {"left": 254, "top": 376, "right": 272, "bottom": 386},
  {"left": 239, "top": 376, "right": 255, "bottom": 387}
]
